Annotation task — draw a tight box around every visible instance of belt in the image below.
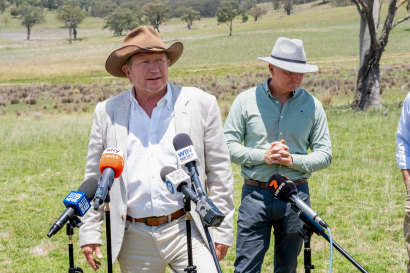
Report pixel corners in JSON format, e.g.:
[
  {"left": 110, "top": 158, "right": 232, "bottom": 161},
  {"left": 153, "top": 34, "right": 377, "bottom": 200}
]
[
  {"left": 244, "top": 178, "right": 307, "bottom": 189},
  {"left": 126, "top": 208, "right": 185, "bottom": 226}
]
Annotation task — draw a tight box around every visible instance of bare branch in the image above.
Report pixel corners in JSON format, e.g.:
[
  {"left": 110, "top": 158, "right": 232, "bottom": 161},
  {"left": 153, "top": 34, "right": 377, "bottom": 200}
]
[
  {"left": 357, "top": 0, "right": 368, "bottom": 9},
  {"left": 396, "top": 0, "right": 408, "bottom": 8},
  {"left": 352, "top": 0, "right": 365, "bottom": 19},
  {"left": 378, "top": 0, "right": 383, "bottom": 29},
  {"left": 393, "top": 14, "right": 410, "bottom": 27},
  {"left": 366, "top": 0, "right": 378, "bottom": 47}
]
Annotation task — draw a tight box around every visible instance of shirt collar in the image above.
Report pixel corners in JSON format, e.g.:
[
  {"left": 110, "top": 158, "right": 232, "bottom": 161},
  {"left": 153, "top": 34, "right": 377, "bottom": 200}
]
[
  {"left": 129, "top": 82, "right": 173, "bottom": 110},
  {"left": 263, "top": 78, "right": 299, "bottom": 100}
]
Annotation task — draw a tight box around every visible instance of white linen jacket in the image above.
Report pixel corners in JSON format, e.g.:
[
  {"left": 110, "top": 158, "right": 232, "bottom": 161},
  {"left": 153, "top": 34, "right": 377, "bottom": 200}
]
[{"left": 79, "top": 83, "right": 235, "bottom": 263}]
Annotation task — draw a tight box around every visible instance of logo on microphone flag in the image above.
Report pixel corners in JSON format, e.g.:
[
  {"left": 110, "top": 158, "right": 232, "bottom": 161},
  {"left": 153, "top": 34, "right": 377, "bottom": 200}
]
[
  {"left": 63, "top": 191, "right": 91, "bottom": 216},
  {"left": 176, "top": 145, "right": 198, "bottom": 165},
  {"left": 166, "top": 180, "right": 175, "bottom": 194}
]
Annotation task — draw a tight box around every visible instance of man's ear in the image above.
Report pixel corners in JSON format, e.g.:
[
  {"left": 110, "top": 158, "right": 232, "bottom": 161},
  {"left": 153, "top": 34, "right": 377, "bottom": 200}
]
[
  {"left": 269, "top": 64, "right": 275, "bottom": 75},
  {"left": 122, "top": 65, "right": 130, "bottom": 77}
]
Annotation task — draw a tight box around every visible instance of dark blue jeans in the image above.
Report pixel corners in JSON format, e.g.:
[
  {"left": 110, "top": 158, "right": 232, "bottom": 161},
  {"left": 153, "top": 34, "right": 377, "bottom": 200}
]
[{"left": 234, "top": 183, "right": 310, "bottom": 273}]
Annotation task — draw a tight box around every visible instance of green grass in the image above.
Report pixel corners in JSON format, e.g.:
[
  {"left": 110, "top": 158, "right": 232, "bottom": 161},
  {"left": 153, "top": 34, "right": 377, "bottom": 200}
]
[
  {"left": 0, "top": 1, "right": 410, "bottom": 272},
  {"left": 0, "top": 97, "right": 407, "bottom": 272},
  {"left": 0, "top": 1, "right": 408, "bottom": 83}
]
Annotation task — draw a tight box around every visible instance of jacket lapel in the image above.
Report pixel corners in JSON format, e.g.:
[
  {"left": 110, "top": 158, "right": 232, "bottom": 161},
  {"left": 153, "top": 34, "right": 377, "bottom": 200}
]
[
  {"left": 113, "top": 90, "right": 131, "bottom": 190},
  {"left": 174, "top": 85, "right": 191, "bottom": 136}
]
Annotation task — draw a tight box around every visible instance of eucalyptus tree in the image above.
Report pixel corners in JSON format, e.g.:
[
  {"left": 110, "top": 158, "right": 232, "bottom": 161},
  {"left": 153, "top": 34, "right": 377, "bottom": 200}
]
[{"left": 17, "top": 3, "right": 45, "bottom": 40}]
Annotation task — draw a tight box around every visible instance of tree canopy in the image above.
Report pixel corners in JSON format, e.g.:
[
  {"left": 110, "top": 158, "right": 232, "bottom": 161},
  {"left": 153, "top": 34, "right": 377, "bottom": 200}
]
[
  {"left": 247, "top": 5, "right": 267, "bottom": 21},
  {"left": 179, "top": 6, "right": 200, "bottom": 29},
  {"left": 104, "top": 3, "right": 140, "bottom": 36},
  {"left": 142, "top": 1, "right": 170, "bottom": 32},
  {"left": 56, "top": 0, "right": 87, "bottom": 43},
  {"left": 17, "top": 3, "right": 45, "bottom": 40},
  {"left": 216, "top": 0, "right": 242, "bottom": 36}
]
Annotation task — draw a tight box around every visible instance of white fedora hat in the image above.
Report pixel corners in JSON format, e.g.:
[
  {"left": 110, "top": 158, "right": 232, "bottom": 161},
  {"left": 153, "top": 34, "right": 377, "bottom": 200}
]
[{"left": 258, "top": 37, "right": 318, "bottom": 73}]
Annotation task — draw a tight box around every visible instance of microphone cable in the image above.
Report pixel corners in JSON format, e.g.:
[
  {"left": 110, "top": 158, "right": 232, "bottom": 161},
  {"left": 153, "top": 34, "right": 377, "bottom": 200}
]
[{"left": 327, "top": 226, "right": 333, "bottom": 273}]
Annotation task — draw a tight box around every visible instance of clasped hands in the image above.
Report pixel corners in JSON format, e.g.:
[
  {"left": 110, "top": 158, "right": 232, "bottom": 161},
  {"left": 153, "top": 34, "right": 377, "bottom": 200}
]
[{"left": 264, "top": 140, "right": 293, "bottom": 167}]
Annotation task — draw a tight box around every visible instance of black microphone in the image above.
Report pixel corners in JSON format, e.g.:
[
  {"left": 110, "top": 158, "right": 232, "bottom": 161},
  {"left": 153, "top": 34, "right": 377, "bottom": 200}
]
[
  {"left": 160, "top": 166, "right": 225, "bottom": 227},
  {"left": 267, "top": 174, "right": 329, "bottom": 228},
  {"left": 47, "top": 178, "right": 98, "bottom": 237},
  {"left": 173, "top": 133, "right": 206, "bottom": 198}
]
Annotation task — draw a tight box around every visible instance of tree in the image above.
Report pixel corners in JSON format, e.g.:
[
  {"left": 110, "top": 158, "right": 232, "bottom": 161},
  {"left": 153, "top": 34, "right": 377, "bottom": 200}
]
[
  {"left": 282, "top": 0, "right": 294, "bottom": 15},
  {"left": 240, "top": 0, "right": 257, "bottom": 11},
  {"left": 0, "top": 0, "right": 7, "bottom": 13},
  {"left": 247, "top": 5, "right": 267, "bottom": 21},
  {"left": 17, "top": 3, "right": 45, "bottom": 40},
  {"left": 142, "top": 1, "right": 169, "bottom": 32},
  {"left": 216, "top": 0, "right": 241, "bottom": 36},
  {"left": 191, "top": 0, "right": 221, "bottom": 17},
  {"left": 56, "top": 0, "right": 86, "bottom": 44},
  {"left": 179, "top": 6, "right": 200, "bottom": 29},
  {"left": 350, "top": 0, "right": 410, "bottom": 109},
  {"left": 10, "top": 8, "right": 19, "bottom": 18},
  {"left": 104, "top": 5, "right": 140, "bottom": 36},
  {"left": 90, "top": 0, "right": 117, "bottom": 18},
  {"left": 272, "top": 0, "right": 280, "bottom": 10}
]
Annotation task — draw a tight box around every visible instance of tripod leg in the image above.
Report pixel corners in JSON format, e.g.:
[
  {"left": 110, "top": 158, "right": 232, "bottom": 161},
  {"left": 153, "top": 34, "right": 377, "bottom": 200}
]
[
  {"left": 184, "top": 196, "right": 197, "bottom": 273},
  {"left": 298, "top": 226, "right": 315, "bottom": 273}
]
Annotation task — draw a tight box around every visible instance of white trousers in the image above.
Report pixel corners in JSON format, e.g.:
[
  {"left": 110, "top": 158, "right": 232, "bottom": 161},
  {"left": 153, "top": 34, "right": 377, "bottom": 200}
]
[{"left": 117, "top": 215, "right": 218, "bottom": 273}]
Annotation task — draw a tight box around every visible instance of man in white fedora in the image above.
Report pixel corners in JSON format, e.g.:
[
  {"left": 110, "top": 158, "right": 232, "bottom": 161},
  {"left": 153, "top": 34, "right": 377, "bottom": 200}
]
[
  {"left": 224, "top": 37, "right": 332, "bottom": 272},
  {"left": 79, "top": 26, "right": 234, "bottom": 273}
]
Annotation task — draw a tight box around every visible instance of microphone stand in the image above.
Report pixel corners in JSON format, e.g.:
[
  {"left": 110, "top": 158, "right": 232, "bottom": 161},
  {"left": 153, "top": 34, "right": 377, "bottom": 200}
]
[
  {"left": 104, "top": 193, "right": 113, "bottom": 273},
  {"left": 67, "top": 219, "right": 83, "bottom": 273},
  {"left": 202, "top": 225, "right": 223, "bottom": 273},
  {"left": 186, "top": 165, "right": 223, "bottom": 273},
  {"left": 291, "top": 205, "right": 368, "bottom": 273},
  {"left": 183, "top": 195, "right": 197, "bottom": 273}
]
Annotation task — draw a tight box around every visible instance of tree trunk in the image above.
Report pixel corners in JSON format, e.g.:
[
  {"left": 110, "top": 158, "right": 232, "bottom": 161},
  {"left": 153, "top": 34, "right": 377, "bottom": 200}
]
[
  {"left": 229, "top": 20, "right": 232, "bottom": 36},
  {"left": 352, "top": 0, "right": 382, "bottom": 110},
  {"left": 68, "top": 27, "right": 72, "bottom": 44},
  {"left": 27, "top": 26, "right": 30, "bottom": 40},
  {"left": 352, "top": 54, "right": 381, "bottom": 110},
  {"left": 359, "top": 0, "right": 379, "bottom": 65}
]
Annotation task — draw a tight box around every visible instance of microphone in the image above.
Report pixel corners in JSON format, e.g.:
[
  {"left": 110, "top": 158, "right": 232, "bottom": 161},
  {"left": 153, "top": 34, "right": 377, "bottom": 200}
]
[
  {"left": 160, "top": 166, "right": 192, "bottom": 198},
  {"left": 173, "top": 133, "right": 206, "bottom": 198},
  {"left": 47, "top": 178, "right": 98, "bottom": 237},
  {"left": 267, "top": 174, "right": 329, "bottom": 228},
  {"left": 93, "top": 147, "right": 125, "bottom": 210},
  {"left": 160, "top": 166, "right": 225, "bottom": 227}
]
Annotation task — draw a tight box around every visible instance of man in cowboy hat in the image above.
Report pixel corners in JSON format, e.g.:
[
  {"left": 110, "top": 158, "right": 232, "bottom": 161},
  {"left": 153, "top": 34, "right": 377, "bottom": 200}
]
[
  {"left": 224, "top": 37, "right": 332, "bottom": 272},
  {"left": 79, "top": 26, "right": 234, "bottom": 273}
]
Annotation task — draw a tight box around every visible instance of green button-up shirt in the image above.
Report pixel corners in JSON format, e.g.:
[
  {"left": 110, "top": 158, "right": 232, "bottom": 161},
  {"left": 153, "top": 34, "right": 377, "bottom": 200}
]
[{"left": 223, "top": 79, "right": 332, "bottom": 182}]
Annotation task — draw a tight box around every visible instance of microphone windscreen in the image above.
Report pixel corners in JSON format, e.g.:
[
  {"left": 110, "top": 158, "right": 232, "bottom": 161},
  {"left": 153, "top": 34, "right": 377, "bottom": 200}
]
[
  {"left": 173, "top": 133, "right": 193, "bottom": 151},
  {"left": 160, "top": 166, "right": 176, "bottom": 182},
  {"left": 77, "top": 178, "right": 98, "bottom": 200},
  {"left": 99, "top": 148, "right": 125, "bottom": 178},
  {"left": 267, "top": 174, "right": 297, "bottom": 203}
]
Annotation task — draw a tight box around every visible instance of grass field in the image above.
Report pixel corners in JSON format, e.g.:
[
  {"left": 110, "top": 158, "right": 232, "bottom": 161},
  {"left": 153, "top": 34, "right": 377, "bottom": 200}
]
[{"left": 0, "top": 1, "right": 410, "bottom": 272}]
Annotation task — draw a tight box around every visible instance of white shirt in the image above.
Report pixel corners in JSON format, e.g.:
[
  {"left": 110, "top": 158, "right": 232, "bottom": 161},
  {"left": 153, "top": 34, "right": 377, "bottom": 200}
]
[
  {"left": 396, "top": 91, "right": 410, "bottom": 169},
  {"left": 126, "top": 83, "right": 181, "bottom": 218}
]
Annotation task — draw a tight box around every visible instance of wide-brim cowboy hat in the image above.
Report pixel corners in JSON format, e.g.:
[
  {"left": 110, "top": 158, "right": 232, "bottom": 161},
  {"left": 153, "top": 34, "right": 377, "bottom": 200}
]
[
  {"left": 258, "top": 37, "right": 318, "bottom": 74},
  {"left": 105, "top": 26, "right": 184, "bottom": 77}
]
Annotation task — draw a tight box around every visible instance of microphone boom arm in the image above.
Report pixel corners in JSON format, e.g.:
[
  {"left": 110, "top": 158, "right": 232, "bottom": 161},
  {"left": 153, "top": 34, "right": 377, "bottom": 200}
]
[{"left": 291, "top": 205, "right": 368, "bottom": 273}]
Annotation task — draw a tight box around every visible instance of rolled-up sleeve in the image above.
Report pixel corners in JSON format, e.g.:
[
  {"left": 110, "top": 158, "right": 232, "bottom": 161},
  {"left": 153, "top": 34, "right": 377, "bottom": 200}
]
[{"left": 396, "top": 92, "right": 410, "bottom": 169}]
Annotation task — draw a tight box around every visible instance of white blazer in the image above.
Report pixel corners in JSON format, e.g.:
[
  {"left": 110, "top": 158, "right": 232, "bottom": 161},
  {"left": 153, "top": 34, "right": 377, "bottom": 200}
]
[{"left": 79, "top": 83, "right": 235, "bottom": 263}]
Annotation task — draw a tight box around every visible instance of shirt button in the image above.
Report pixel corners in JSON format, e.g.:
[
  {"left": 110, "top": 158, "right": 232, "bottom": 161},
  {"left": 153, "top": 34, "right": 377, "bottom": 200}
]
[
  {"left": 280, "top": 132, "right": 283, "bottom": 135},
  {"left": 281, "top": 116, "right": 284, "bottom": 118}
]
